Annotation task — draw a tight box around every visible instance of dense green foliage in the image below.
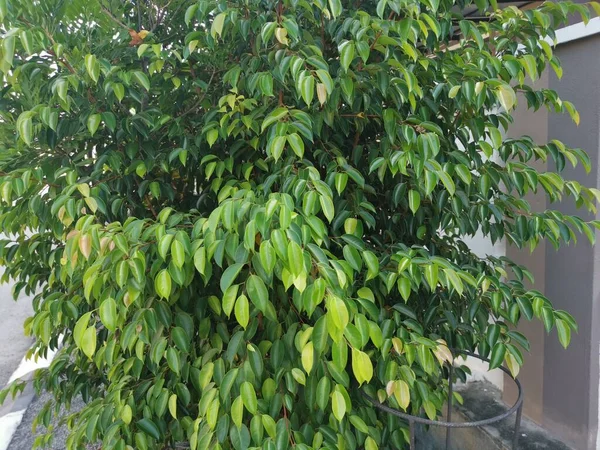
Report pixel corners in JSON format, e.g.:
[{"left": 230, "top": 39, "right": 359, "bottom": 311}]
[{"left": 1, "top": 0, "right": 599, "bottom": 448}]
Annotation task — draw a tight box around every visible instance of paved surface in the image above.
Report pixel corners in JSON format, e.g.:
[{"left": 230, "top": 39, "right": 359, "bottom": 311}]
[
  {"left": 7, "top": 391, "right": 84, "bottom": 450},
  {"left": 0, "top": 282, "right": 33, "bottom": 389},
  {"left": 418, "top": 380, "right": 574, "bottom": 450}
]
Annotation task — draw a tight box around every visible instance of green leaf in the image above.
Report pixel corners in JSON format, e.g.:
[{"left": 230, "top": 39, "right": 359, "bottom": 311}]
[
  {"left": 364, "top": 251, "right": 379, "bottom": 281},
  {"left": 261, "top": 107, "right": 289, "bottom": 132},
  {"left": 211, "top": 13, "right": 226, "bottom": 38},
  {"left": 332, "top": 391, "right": 346, "bottom": 421},
  {"left": 167, "top": 347, "right": 180, "bottom": 374},
  {"left": 339, "top": 40, "right": 355, "bottom": 72},
  {"left": 221, "top": 263, "right": 244, "bottom": 293},
  {"left": 349, "top": 415, "right": 369, "bottom": 433},
  {"left": 302, "top": 342, "right": 314, "bottom": 373},
  {"left": 437, "top": 171, "right": 455, "bottom": 196},
  {"left": 132, "top": 71, "right": 150, "bottom": 91},
  {"left": 320, "top": 195, "right": 335, "bottom": 223},
  {"left": 489, "top": 343, "right": 506, "bottom": 370},
  {"left": 329, "top": 0, "right": 342, "bottom": 18},
  {"left": 351, "top": 348, "right": 373, "bottom": 385},
  {"left": 111, "top": 83, "right": 125, "bottom": 102},
  {"left": 455, "top": 164, "right": 472, "bottom": 184},
  {"left": 316, "top": 377, "right": 331, "bottom": 411},
  {"left": 168, "top": 394, "right": 177, "bottom": 419},
  {"left": 194, "top": 247, "right": 207, "bottom": 275},
  {"left": 155, "top": 269, "right": 172, "bottom": 299},
  {"left": 394, "top": 380, "right": 410, "bottom": 410},
  {"left": 246, "top": 275, "right": 271, "bottom": 318},
  {"left": 2, "top": 35, "right": 15, "bottom": 66},
  {"left": 219, "top": 284, "right": 235, "bottom": 317},
  {"left": 496, "top": 84, "right": 516, "bottom": 111},
  {"left": 556, "top": 319, "right": 571, "bottom": 348},
  {"left": 185, "top": 4, "right": 198, "bottom": 25},
  {"left": 87, "top": 114, "right": 101, "bottom": 136},
  {"left": 240, "top": 381, "right": 258, "bottom": 414},
  {"left": 99, "top": 298, "right": 117, "bottom": 332},
  {"left": 520, "top": 54, "right": 538, "bottom": 81},
  {"left": 20, "top": 30, "right": 33, "bottom": 54},
  {"left": 300, "top": 74, "right": 315, "bottom": 106},
  {"left": 235, "top": 295, "right": 250, "bottom": 329},
  {"left": 85, "top": 54, "right": 100, "bottom": 83},
  {"left": 137, "top": 418, "right": 161, "bottom": 440},
  {"left": 172, "top": 326, "right": 190, "bottom": 353},
  {"left": 287, "top": 133, "right": 304, "bottom": 158},
  {"left": 231, "top": 396, "right": 243, "bottom": 428},
  {"left": 73, "top": 312, "right": 91, "bottom": 348},
  {"left": 17, "top": 113, "right": 33, "bottom": 145},
  {"left": 81, "top": 326, "right": 97, "bottom": 359},
  {"left": 287, "top": 241, "right": 304, "bottom": 277},
  {"left": 315, "top": 69, "right": 334, "bottom": 94},
  {"left": 408, "top": 190, "right": 420, "bottom": 214}
]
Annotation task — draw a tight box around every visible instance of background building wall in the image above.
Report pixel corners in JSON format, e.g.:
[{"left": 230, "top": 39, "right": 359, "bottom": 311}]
[{"left": 501, "top": 34, "right": 600, "bottom": 450}]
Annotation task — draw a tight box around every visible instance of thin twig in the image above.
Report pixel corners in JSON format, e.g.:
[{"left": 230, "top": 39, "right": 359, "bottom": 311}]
[
  {"left": 100, "top": 5, "right": 130, "bottom": 30},
  {"left": 178, "top": 70, "right": 217, "bottom": 119}
]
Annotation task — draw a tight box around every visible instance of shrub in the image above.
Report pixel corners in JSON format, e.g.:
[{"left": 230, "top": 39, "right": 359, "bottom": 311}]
[{"left": 1, "top": 0, "right": 599, "bottom": 449}]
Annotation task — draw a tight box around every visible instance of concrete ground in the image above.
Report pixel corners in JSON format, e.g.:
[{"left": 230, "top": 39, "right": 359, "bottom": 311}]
[
  {"left": 0, "top": 283, "right": 33, "bottom": 388},
  {"left": 7, "top": 391, "right": 84, "bottom": 450},
  {"left": 0, "top": 280, "right": 82, "bottom": 450}
]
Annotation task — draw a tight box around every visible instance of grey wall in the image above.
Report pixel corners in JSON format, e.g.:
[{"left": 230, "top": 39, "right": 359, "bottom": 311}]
[
  {"left": 504, "top": 70, "right": 549, "bottom": 425},
  {"left": 505, "top": 34, "right": 600, "bottom": 450},
  {"left": 544, "top": 34, "right": 600, "bottom": 450}
]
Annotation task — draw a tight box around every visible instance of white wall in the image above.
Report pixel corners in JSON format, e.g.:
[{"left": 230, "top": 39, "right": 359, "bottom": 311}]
[{"left": 460, "top": 233, "right": 506, "bottom": 390}]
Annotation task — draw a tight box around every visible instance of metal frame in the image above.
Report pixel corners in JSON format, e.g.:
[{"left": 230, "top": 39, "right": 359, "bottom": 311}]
[{"left": 361, "top": 349, "right": 524, "bottom": 450}]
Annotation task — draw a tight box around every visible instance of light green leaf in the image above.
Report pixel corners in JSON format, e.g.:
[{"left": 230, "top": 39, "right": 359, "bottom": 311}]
[
  {"left": 351, "top": 348, "right": 373, "bottom": 385},
  {"left": 73, "top": 312, "right": 92, "bottom": 348},
  {"left": 332, "top": 391, "right": 346, "bottom": 421},
  {"left": 85, "top": 54, "right": 100, "bottom": 83},
  {"left": 287, "top": 133, "right": 305, "bottom": 158},
  {"left": 363, "top": 251, "right": 379, "bottom": 281},
  {"left": 82, "top": 326, "right": 97, "bottom": 359},
  {"left": 87, "top": 114, "right": 101, "bottom": 136},
  {"left": 132, "top": 71, "right": 150, "bottom": 91},
  {"left": 234, "top": 295, "right": 250, "bottom": 329},
  {"left": 17, "top": 113, "right": 33, "bottom": 145},
  {"left": 168, "top": 394, "right": 177, "bottom": 419},
  {"left": 155, "top": 269, "right": 172, "bottom": 299},
  {"left": 211, "top": 13, "right": 226, "bottom": 38},
  {"left": 240, "top": 381, "right": 258, "bottom": 414},
  {"left": 302, "top": 342, "right": 314, "bottom": 373},
  {"left": 113, "top": 83, "right": 125, "bottom": 102},
  {"left": 329, "top": 0, "right": 342, "bottom": 18},
  {"left": 320, "top": 195, "right": 334, "bottom": 223},
  {"left": 261, "top": 107, "right": 289, "bottom": 132},
  {"left": 222, "top": 285, "right": 239, "bottom": 318},
  {"left": 556, "top": 319, "right": 571, "bottom": 348},
  {"left": 496, "top": 84, "right": 516, "bottom": 111},
  {"left": 99, "top": 298, "right": 117, "bottom": 332},
  {"left": 300, "top": 74, "right": 315, "bottom": 106},
  {"left": 171, "top": 240, "right": 185, "bottom": 268}
]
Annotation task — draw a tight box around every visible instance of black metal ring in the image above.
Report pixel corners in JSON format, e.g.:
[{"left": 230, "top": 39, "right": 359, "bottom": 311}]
[{"left": 361, "top": 349, "right": 524, "bottom": 428}]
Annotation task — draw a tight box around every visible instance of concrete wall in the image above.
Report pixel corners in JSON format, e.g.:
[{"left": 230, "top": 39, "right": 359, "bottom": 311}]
[{"left": 502, "top": 35, "right": 600, "bottom": 450}]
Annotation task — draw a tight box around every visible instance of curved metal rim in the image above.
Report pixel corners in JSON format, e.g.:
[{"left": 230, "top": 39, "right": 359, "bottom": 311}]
[{"left": 361, "top": 349, "right": 524, "bottom": 428}]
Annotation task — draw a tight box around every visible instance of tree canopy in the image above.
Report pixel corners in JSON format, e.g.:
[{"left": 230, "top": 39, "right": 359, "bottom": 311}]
[{"left": 0, "top": 0, "right": 599, "bottom": 449}]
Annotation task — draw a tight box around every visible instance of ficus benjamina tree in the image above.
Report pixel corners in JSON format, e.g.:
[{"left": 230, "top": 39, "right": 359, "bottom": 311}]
[{"left": 0, "top": 0, "right": 599, "bottom": 448}]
